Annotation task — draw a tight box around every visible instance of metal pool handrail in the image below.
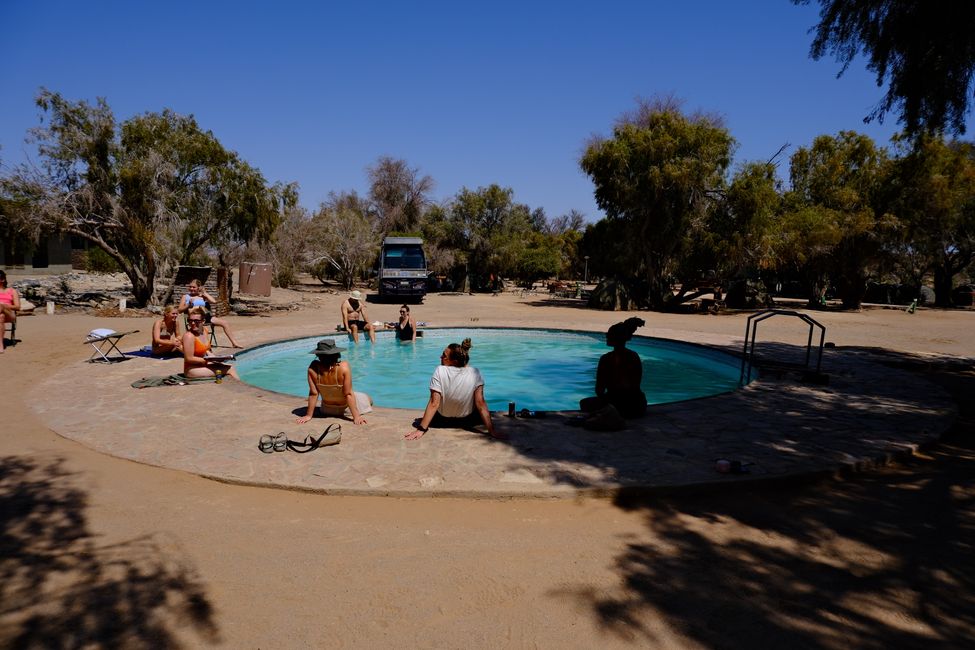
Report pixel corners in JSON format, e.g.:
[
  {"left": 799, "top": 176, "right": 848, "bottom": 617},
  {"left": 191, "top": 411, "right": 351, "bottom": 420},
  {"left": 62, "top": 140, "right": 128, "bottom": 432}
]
[{"left": 740, "top": 309, "right": 826, "bottom": 385}]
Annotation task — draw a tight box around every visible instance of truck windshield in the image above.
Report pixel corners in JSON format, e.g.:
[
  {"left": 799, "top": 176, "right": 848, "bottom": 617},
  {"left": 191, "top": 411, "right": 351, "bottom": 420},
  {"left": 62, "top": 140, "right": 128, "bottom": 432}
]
[{"left": 383, "top": 245, "right": 425, "bottom": 269}]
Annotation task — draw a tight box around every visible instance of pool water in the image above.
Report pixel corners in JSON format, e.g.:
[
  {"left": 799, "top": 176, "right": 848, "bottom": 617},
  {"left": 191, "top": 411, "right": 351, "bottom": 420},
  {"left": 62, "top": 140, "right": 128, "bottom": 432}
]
[{"left": 235, "top": 328, "right": 742, "bottom": 411}]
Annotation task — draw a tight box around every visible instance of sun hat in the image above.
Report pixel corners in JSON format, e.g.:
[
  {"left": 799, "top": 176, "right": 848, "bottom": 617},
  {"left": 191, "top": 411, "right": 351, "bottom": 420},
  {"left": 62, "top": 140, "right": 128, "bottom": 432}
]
[
  {"left": 350, "top": 290, "right": 362, "bottom": 300},
  {"left": 310, "top": 339, "right": 345, "bottom": 356}
]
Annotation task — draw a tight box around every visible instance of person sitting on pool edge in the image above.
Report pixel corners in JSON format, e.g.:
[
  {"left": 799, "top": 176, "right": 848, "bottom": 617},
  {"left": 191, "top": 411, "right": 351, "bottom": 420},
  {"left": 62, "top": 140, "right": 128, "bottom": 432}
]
[
  {"left": 405, "top": 338, "right": 505, "bottom": 440},
  {"left": 151, "top": 305, "right": 183, "bottom": 357},
  {"left": 579, "top": 317, "right": 647, "bottom": 418},
  {"left": 385, "top": 304, "right": 417, "bottom": 342},
  {"left": 182, "top": 306, "right": 238, "bottom": 379},
  {"left": 340, "top": 290, "right": 376, "bottom": 344},
  {"left": 296, "top": 339, "right": 372, "bottom": 425}
]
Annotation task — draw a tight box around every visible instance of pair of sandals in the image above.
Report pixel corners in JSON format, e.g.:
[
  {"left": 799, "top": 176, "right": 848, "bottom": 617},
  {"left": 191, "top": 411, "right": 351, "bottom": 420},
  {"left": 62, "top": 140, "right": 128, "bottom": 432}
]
[{"left": 259, "top": 424, "right": 342, "bottom": 453}]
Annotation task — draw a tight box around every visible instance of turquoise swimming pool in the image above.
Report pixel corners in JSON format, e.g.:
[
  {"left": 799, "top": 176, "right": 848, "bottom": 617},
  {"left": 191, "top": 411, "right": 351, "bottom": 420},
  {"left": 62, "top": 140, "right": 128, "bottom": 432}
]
[{"left": 235, "top": 328, "right": 743, "bottom": 411}]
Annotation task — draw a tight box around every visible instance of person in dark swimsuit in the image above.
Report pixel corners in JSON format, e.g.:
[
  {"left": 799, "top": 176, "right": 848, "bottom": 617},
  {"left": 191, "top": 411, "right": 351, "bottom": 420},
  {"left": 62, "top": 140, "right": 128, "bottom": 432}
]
[
  {"left": 387, "top": 304, "right": 417, "bottom": 342},
  {"left": 579, "top": 317, "right": 647, "bottom": 418}
]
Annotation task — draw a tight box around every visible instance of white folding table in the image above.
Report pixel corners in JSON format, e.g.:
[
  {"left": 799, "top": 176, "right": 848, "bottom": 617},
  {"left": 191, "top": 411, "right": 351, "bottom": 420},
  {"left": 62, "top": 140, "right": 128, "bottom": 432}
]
[{"left": 85, "top": 328, "right": 140, "bottom": 363}]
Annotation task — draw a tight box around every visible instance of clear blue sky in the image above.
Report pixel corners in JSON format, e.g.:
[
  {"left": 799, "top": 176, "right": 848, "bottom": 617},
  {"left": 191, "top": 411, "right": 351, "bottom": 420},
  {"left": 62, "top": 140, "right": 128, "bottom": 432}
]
[{"left": 2, "top": 0, "right": 971, "bottom": 222}]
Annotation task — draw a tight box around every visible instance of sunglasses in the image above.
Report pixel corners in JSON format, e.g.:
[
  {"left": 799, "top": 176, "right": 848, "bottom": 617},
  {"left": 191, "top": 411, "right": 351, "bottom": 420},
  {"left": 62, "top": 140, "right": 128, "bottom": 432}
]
[{"left": 188, "top": 318, "right": 204, "bottom": 323}]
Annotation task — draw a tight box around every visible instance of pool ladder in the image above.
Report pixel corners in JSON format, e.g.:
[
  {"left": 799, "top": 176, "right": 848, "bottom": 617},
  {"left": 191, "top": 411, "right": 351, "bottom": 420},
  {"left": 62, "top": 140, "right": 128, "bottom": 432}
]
[{"left": 739, "top": 310, "right": 826, "bottom": 385}]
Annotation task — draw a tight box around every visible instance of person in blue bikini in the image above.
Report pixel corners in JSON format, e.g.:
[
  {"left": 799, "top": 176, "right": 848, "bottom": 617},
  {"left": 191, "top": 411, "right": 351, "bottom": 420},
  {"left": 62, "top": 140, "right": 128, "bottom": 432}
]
[{"left": 177, "top": 279, "right": 242, "bottom": 348}]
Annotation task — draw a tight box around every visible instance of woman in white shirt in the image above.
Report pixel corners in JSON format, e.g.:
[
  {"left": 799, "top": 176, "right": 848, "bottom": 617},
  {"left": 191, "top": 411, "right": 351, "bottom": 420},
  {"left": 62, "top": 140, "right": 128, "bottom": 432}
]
[{"left": 405, "top": 338, "right": 503, "bottom": 440}]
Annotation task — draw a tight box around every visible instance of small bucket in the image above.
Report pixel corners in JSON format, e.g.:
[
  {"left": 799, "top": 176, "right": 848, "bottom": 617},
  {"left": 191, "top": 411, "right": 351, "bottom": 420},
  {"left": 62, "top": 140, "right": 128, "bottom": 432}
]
[
  {"left": 46, "top": 301, "right": 55, "bottom": 315},
  {"left": 119, "top": 298, "right": 127, "bottom": 312}
]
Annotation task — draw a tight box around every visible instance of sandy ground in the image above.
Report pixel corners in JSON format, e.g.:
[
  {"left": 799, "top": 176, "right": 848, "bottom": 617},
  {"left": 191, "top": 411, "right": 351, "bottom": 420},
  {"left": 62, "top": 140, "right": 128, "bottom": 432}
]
[{"left": 2, "top": 288, "right": 974, "bottom": 648}]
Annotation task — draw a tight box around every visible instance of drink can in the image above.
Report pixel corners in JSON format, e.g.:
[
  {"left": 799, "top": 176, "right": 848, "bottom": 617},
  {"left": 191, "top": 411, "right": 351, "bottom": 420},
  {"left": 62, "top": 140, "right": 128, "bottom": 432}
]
[{"left": 508, "top": 402, "right": 516, "bottom": 417}]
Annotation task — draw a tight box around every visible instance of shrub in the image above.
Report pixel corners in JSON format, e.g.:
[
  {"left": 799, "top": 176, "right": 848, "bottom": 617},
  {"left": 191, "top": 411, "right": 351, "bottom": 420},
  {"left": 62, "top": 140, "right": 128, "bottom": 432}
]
[{"left": 84, "top": 247, "right": 120, "bottom": 273}]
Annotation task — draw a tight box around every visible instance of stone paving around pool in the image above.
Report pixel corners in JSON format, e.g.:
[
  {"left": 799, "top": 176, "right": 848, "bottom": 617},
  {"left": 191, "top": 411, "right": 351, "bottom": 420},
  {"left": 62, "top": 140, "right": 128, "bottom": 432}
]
[{"left": 30, "top": 330, "right": 956, "bottom": 498}]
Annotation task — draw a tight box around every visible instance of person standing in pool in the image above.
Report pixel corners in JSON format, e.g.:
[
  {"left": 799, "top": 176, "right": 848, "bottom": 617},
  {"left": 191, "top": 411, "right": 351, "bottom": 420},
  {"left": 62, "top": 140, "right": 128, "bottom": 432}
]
[
  {"left": 341, "top": 290, "right": 376, "bottom": 344},
  {"left": 297, "top": 339, "right": 372, "bottom": 425},
  {"left": 386, "top": 304, "right": 417, "bottom": 342},
  {"left": 580, "top": 317, "right": 647, "bottom": 418},
  {"left": 405, "top": 338, "right": 505, "bottom": 440}
]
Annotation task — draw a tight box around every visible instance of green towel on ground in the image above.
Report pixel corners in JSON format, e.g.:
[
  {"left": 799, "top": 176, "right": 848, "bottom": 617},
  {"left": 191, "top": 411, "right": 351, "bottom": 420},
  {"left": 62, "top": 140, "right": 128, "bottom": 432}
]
[{"left": 131, "top": 374, "right": 216, "bottom": 388}]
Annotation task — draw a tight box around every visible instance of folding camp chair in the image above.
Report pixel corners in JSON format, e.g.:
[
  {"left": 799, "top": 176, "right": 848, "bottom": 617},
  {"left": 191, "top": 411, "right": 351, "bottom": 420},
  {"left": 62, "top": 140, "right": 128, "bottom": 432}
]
[
  {"left": 183, "top": 313, "right": 223, "bottom": 348},
  {"left": 3, "top": 320, "right": 15, "bottom": 345},
  {"left": 85, "top": 328, "right": 140, "bottom": 363}
]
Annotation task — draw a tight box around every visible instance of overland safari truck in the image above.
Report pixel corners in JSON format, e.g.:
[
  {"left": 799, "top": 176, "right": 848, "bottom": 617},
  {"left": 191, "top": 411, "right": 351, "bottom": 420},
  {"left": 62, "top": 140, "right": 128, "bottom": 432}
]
[{"left": 377, "top": 237, "right": 427, "bottom": 301}]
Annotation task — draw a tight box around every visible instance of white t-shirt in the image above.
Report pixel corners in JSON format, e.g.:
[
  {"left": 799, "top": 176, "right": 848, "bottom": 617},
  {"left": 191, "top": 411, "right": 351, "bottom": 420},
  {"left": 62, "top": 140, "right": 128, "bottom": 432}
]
[{"left": 429, "top": 365, "right": 485, "bottom": 418}]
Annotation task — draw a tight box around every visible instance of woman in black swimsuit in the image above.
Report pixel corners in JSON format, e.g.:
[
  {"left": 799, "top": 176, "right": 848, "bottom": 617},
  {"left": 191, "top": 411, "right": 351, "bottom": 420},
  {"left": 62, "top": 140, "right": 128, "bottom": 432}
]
[
  {"left": 389, "top": 304, "right": 417, "bottom": 342},
  {"left": 579, "top": 317, "right": 647, "bottom": 418}
]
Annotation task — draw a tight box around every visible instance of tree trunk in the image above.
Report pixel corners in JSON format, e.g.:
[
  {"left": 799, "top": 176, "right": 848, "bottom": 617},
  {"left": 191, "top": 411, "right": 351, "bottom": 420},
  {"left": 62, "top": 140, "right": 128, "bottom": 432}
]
[
  {"left": 933, "top": 266, "right": 953, "bottom": 307},
  {"left": 838, "top": 274, "right": 866, "bottom": 310}
]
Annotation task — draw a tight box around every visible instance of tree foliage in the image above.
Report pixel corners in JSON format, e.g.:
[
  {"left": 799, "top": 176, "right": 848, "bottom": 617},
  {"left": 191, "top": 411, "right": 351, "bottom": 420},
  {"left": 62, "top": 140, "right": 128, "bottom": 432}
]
[
  {"left": 580, "top": 98, "right": 734, "bottom": 308},
  {"left": 798, "top": 0, "right": 975, "bottom": 134},
  {"left": 443, "top": 184, "right": 533, "bottom": 290},
  {"left": 889, "top": 134, "right": 975, "bottom": 305},
  {"left": 0, "top": 90, "right": 287, "bottom": 305},
  {"left": 781, "top": 131, "right": 894, "bottom": 308},
  {"left": 309, "top": 191, "right": 378, "bottom": 290},
  {"left": 367, "top": 156, "right": 433, "bottom": 234}
]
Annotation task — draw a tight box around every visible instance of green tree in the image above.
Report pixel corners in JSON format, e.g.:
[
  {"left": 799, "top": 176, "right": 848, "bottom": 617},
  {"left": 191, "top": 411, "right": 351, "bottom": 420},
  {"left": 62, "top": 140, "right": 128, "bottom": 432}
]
[
  {"left": 1, "top": 90, "right": 286, "bottom": 305},
  {"left": 244, "top": 204, "right": 315, "bottom": 288},
  {"left": 417, "top": 203, "right": 457, "bottom": 276},
  {"left": 367, "top": 156, "right": 433, "bottom": 234},
  {"left": 715, "top": 162, "right": 782, "bottom": 279},
  {"left": 797, "top": 0, "right": 975, "bottom": 134},
  {"left": 579, "top": 98, "right": 734, "bottom": 309},
  {"left": 309, "top": 192, "right": 379, "bottom": 290},
  {"left": 782, "top": 131, "right": 895, "bottom": 308},
  {"left": 514, "top": 231, "right": 562, "bottom": 287},
  {"left": 889, "top": 133, "right": 975, "bottom": 305},
  {"left": 446, "top": 184, "right": 532, "bottom": 291}
]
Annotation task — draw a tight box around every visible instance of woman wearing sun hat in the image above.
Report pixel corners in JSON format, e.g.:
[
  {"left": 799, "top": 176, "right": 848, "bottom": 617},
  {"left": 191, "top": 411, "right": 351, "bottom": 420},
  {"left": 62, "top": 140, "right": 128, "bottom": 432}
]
[
  {"left": 296, "top": 339, "right": 372, "bottom": 425},
  {"left": 340, "top": 290, "right": 376, "bottom": 344}
]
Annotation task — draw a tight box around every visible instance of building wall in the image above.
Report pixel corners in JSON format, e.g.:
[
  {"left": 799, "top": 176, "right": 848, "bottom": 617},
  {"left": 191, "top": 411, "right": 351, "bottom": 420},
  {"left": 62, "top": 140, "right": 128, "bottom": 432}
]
[{"left": 1, "top": 235, "right": 75, "bottom": 274}]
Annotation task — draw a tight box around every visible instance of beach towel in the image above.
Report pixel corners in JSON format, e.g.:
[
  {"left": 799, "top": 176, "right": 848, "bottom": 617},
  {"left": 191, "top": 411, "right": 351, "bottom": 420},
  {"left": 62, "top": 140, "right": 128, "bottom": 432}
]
[
  {"left": 131, "top": 374, "right": 217, "bottom": 389},
  {"left": 125, "top": 345, "right": 181, "bottom": 359}
]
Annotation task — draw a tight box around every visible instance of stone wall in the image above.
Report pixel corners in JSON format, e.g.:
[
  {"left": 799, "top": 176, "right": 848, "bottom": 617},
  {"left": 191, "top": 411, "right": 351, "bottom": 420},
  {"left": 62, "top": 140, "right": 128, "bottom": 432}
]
[{"left": 171, "top": 266, "right": 230, "bottom": 316}]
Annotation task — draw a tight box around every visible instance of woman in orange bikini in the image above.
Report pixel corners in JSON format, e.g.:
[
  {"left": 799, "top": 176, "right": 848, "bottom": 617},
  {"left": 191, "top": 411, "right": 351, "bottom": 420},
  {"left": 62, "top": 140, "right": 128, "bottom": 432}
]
[
  {"left": 181, "top": 306, "right": 238, "bottom": 379},
  {"left": 0, "top": 270, "right": 21, "bottom": 354},
  {"left": 296, "top": 339, "right": 371, "bottom": 425},
  {"left": 151, "top": 305, "right": 183, "bottom": 356}
]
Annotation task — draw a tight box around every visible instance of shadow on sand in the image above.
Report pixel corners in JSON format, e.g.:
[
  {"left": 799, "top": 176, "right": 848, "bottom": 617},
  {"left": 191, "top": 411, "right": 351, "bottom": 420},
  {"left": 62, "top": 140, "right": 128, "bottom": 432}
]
[
  {"left": 487, "top": 342, "right": 955, "bottom": 493},
  {"left": 554, "top": 349, "right": 975, "bottom": 648},
  {"left": 0, "top": 455, "right": 219, "bottom": 648}
]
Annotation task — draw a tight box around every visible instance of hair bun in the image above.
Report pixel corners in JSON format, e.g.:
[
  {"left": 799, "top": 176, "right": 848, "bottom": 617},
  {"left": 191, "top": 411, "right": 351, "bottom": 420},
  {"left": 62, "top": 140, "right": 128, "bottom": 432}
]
[{"left": 461, "top": 338, "right": 472, "bottom": 351}]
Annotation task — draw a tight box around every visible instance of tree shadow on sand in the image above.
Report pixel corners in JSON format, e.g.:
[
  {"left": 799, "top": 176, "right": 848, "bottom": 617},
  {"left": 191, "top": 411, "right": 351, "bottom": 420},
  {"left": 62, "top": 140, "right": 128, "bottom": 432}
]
[
  {"left": 0, "top": 456, "right": 219, "bottom": 648},
  {"left": 492, "top": 342, "right": 956, "bottom": 493},
  {"left": 553, "top": 351, "right": 975, "bottom": 648}
]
